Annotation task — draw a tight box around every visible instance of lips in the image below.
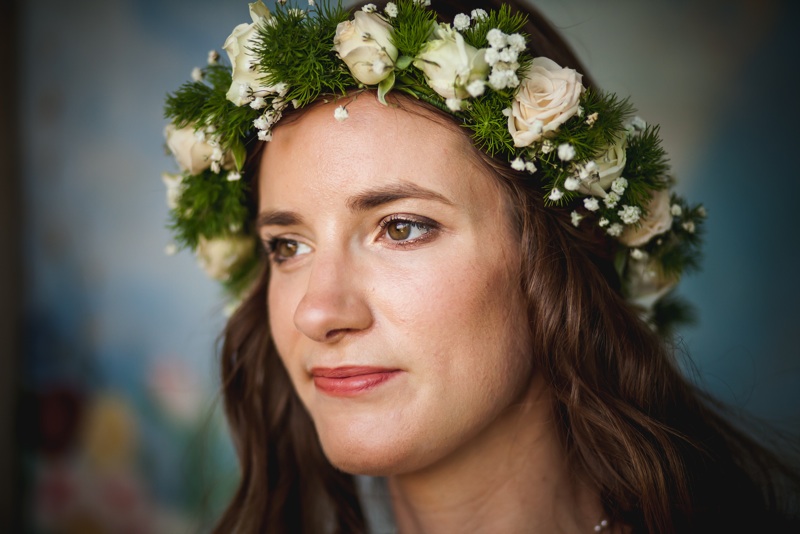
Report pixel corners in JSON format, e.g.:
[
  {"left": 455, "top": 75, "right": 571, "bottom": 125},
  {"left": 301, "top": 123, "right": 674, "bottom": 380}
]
[{"left": 310, "top": 366, "right": 400, "bottom": 397}]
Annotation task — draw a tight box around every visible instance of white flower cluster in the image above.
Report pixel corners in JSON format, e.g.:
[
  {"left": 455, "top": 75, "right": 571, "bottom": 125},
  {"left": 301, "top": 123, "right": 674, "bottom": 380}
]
[
  {"left": 485, "top": 29, "right": 524, "bottom": 90},
  {"left": 252, "top": 88, "right": 289, "bottom": 141}
]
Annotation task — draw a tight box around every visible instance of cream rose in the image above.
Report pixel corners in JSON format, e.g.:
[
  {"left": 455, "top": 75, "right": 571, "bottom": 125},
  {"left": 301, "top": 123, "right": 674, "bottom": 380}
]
[
  {"left": 164, "top": 123, "right": 233, "bottom": 174},
  {"left": 413, "top": 24, "right": 489, "bottom": 99},
  {"left": 619, "top": 189, "right": 674, "bottom": 247},
  {"left": 196, "top": 234, "right": 255, "bottom": 281},
  {"left": 508, "top": 57, "right": 584, "bottom": 147},
  {"left": 334, "top": 11, "right": 398, "bottom": 85},
  {"left": 578, "top": 137, "right": 628, "bottom": 197},
  {"left": 164, "top": 124, "right": 214, "bottom": 174},
  {"left": 223, "top": 0, "right": 274, "bottom": 106}
]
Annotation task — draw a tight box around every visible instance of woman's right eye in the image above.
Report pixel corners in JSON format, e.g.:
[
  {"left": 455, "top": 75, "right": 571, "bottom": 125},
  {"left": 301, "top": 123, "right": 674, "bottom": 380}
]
[{"left": 266, "top": 238, "right": 311, "bottom": 264}]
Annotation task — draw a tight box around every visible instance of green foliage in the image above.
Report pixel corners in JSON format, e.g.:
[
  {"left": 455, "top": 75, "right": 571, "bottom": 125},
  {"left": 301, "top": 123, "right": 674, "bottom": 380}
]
[
  {"left": 466, "top": 93, "right": 515, "bottom": 156},
  {"left": 392, "top": 0, "right": 437, "bottom": 57},
  {"left": 253, "top": 2, "right": 353, "bottom": 107},
  {"left": 651, "top": 292, "right": 698, "bottom": 337},
  {"left": 169, "top": 171, "right": 250, "bottom": 249},
  {"left": 164, "top": 65, "right": 257, "bottom": 153}
]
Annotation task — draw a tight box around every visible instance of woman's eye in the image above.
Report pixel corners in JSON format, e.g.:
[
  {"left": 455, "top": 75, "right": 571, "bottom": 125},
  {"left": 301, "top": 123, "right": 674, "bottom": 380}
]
[
  {"left": 267, "top": 238, "right": 311, "bottom": 264},
  {"left": 380, "top": 216, "right": 438, "bottom": 244}
]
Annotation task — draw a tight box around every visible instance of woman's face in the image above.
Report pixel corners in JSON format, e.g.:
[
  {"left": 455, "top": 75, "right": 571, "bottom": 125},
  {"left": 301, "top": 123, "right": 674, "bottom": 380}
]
[{"left": 258, "top": 96, "right": 533, "bottom": 475}]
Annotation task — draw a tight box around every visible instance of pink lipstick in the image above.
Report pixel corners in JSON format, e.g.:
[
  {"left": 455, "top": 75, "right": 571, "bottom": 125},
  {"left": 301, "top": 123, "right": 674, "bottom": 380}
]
[{"left": 311, "top": 366, "right": 400, "bottom": 397}]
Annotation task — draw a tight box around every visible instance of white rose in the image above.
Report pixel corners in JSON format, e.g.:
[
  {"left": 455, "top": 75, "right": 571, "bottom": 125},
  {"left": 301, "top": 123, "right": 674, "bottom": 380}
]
[
  {"left": 334, "top": 11, "right": 398, "bottom": 85},
  {"left": 508, "top": 57, "right": 584, "bottom": 147},
  {"left": 164, "top": 123, "right": 233, "bottom": 174},
  {"left": 413, "top": 24, "right": 489, "bottom": 99},
  {"left": 619, "top": 189, "right": 674, "bottom": 247},
  {"left": 196, "top": 234, "right": 255, "bottom": 281},
  {"left": 578, "top": 137, "right": 628, "bottom": 197},
  {"left": 223, "top": 1, "right": 275, "bottom": 106},
  {"left": 165, "top": 123, "right": 211, "bottom": 174}
]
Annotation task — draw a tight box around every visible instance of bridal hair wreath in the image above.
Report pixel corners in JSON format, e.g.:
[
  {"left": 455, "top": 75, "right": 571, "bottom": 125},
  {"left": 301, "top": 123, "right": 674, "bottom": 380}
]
[{"left": 162, "top": 0, "right": 705, "bottom": 333}]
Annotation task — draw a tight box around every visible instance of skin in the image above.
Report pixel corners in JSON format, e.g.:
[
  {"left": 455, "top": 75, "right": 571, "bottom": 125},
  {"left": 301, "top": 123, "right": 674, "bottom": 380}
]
[{"left": 258, "top": 96, "right": 606, "bottom": 533}]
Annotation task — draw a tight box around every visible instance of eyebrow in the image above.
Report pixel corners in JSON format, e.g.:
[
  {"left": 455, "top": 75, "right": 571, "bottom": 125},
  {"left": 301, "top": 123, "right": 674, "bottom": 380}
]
[
  {"left": 346, "top": 182, "right": 453, "bottom": 213},
  {"left": 256, "top": 182, "right": 453, "bottom": 230}
]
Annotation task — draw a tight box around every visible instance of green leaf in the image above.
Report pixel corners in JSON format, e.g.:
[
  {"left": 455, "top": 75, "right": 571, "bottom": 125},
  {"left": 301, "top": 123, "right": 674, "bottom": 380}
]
[
  {"left": 231, "top": 140, "right": 247, "bottom": 171},
  {"left": 377, "top": 71, "right": 396, "bottom": 105},
  {"left": 395, "top": 55, "right": 413, "bottom": 70}
]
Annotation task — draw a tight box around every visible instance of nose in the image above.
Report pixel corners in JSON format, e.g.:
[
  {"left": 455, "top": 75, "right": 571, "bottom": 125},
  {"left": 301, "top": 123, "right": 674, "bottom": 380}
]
[{"left": 293, "top": 248, "right": 373, "bottom": 343}]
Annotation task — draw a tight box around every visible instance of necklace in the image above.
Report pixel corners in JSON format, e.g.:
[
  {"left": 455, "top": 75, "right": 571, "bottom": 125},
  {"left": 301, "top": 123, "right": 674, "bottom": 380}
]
[{"left": 594, "top": 518, "right": 610, "bottom": 532}]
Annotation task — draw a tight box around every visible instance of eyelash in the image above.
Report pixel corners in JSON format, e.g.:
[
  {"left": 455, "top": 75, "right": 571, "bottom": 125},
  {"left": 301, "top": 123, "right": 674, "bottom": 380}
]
[
  {"left": 264, "top": 236, "right": 307, "bottom": 265},
  {"left": 378, "top": 214, "right": 439, "bottom": 246},
  {"left": 263, "top": 214, "right": 440, "bottom": 265}
]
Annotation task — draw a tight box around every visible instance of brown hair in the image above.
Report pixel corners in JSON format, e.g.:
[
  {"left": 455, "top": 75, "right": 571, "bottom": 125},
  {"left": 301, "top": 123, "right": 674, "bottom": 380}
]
[{"left": 212, "top": 2, "right": 799, "bottom": 532}]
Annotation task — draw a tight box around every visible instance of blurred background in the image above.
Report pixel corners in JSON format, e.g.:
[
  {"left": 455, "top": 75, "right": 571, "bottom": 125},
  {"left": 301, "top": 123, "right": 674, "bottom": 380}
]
[{"left": 2, "top": 0, "right": 798, "bottom": 531}]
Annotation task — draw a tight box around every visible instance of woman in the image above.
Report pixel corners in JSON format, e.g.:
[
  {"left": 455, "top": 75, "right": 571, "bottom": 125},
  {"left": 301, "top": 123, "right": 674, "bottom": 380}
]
[{"left": 162, "top": 0, "right": 799, "bottom": 532}]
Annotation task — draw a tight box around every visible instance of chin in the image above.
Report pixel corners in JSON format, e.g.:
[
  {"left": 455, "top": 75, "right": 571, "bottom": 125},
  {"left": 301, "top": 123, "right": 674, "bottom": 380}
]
[{"left": 317, "top": 428, "right": 428, "bottom": 477}]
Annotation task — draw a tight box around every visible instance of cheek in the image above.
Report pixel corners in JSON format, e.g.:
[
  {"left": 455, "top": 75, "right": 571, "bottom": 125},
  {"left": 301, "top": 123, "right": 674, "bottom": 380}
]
[{"left": 267, "top": 276, "right": 301, "bottom": 369}]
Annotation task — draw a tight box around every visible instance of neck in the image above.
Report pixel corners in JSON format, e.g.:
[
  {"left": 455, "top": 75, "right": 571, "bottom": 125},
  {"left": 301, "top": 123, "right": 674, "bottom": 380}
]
[{"left": 386, "top": 377, "right": 605, "bottom": 534}]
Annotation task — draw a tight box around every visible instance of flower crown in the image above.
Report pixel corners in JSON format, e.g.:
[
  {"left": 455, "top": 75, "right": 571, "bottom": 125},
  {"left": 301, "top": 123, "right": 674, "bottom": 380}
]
[{"left": 163, "top": 0, "right": 705, "bottom": 333}]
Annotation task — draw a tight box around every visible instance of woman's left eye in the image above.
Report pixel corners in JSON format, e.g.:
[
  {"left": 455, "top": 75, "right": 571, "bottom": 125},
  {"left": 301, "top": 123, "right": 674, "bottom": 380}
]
[{"left": 379, "top": 215, "right": 438, "bottom": 245}]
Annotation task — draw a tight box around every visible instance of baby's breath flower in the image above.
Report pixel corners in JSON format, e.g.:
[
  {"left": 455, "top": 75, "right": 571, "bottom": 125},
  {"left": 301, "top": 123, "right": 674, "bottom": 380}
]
[
  {"left": 607, "top": 223, "right": 623, "bottom": 237},
  {"left": 191, "top": 67, "right": 203, "bottom": 82},
  {"left": 486, "top": 29, "right": 507, "bottom": 49},
  {"left": 165, "top": 243, "right": 178, "bottom": 256},
  {"left": 697, "top": 206, "right": 707, "bottom": 218},
  {"left": 586, "top": 112, "right": 598, "bottom": 126},
  {"left": 361, "top": 3, "right": 376, "bottom": 12},
  {"left": 498, "top": 48, "right": 519, "bottom": 64},
  {"left": 445, "top": 98, "right": 463, "bottom": 112},
  {"left": 385, "top": 2, "right": 398, "bottom": 17},
  {"left": 571, "top": 211, "right": 583, "bottom": 227},
  {"left": 630, "top": 116, "right": 647, "bottom": 131},
  {"left": 604, "top": 192, "right": 620, "bottom": 208},
  {"left": 549, "top": 188, "right": 564, "bottom": 201},
  {"left": 334, "top": 105, "right": 349, "bottom": 122},
  {"left": 611, "top": 177, "right": 628, "bottom": 195},
  {"left": 618, "top": 205, "right": 642, "bottom": 225},
  {"left": 564, "top": 177, "right": 580, "bottom": 191},
  {"left": 453, "top": 13, "right": 471, "bottom": 31},
  {"left": 207, "top": 50, "right": 219, "bottom": 65},
  {"left": 250, "top": 96, "right": 267, "bottom": 109},
  {"left": 308, "top": 0, "right": 315, "bottom": 5},
  {"left": 558, "top": 143, "right": 576, "bottom": 161},
  {"left": 584, "top": 197, "right": 600, "bottom": 211},
  {"left": 598, "top": 218, "right": 610, "bottom": 227},
  {"left": 471, "top": 8, "right": 488, "bottom": 20},
  {"left": 670, "top": 204, "right": 683, "bottom": 217},
  {"left": 682, "top": 221, "right": 696, "bottom": 233},
  {"left": 227, "top": 171, "right": 242, "bottom": 182},
  {"left": 630, "top": 248, "right": 647, "bottom": 260},
  {"left": 541, "top": 140, "right": 554, "bottom": 154},
  {"left": 484, "top": 48, "right": 500, "bottom": 66},
  {"left": 511, "top": 157, "right": 525, "bottom": 171},
  {"left": 466, "top": 80, "right": 485, "bottom": 97},
  {"left": 525, "top": 161, "right": 537, "bottom": 173},
  {"left": 506, "top": 33, "right": 525, "bottom": 52},
  {"left": 257, "top": 130, "right": 273, "bottom": 141}
]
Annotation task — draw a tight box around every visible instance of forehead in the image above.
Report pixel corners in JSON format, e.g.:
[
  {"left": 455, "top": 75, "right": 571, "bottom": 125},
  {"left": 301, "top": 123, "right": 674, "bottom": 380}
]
[{"left": 257, "top": 95, "right": 499, "bottom": 209}]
